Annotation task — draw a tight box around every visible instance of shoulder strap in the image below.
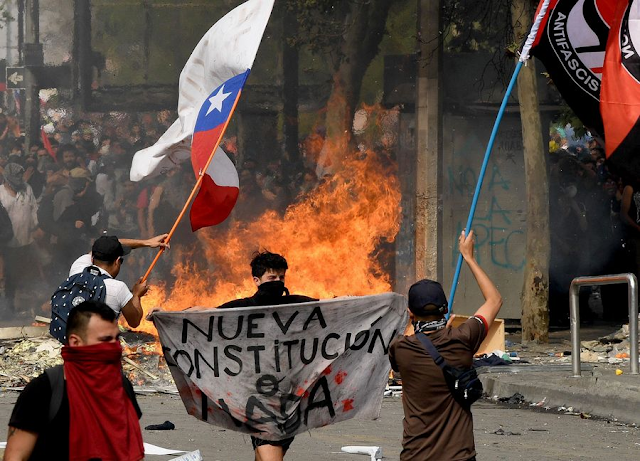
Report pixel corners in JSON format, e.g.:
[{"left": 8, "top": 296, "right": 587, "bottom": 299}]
[
  {"left": 84, "top": 265, "right": 110, "bottom": 279},
  {"left": 416, "top": 332, "right": 447, "bottom": 369},
  {"left": 45, "top": 365, "right": 65, "bottom": 422},
  {"left": 122, "top": 373, "right": 142, "bottom": 419}
]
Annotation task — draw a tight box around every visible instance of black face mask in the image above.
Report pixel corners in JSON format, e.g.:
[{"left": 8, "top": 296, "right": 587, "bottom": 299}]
[{"left": 258, "top": 280, "right": 289, "bottom": 297}]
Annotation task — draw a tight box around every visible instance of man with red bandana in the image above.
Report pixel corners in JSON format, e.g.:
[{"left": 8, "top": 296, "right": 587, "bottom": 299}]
[{"left": 4, "top": 301, "right": 144, "bottom": 461}]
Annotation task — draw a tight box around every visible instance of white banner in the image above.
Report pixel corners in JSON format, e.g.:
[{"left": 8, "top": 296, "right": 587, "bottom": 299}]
[{"left": 153, "top": 293, "right": 408, "bottom": 440}]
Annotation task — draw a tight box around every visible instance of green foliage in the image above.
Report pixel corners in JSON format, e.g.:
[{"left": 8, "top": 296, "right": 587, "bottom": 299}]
[
  {"left": 359, "top": 0, "right": 416, "bottom": 105},
  {"left": 443, "top": 0, "right": 515, "bottom": 86},
  {"left": 552, "top": 103, "right": 588, "bottom": 139},
  {"left": 287, "top": 0, "right": 352, "bottom": 65},
  {"left": 443, "top": 0, "right": 512, "bottom": 53}
]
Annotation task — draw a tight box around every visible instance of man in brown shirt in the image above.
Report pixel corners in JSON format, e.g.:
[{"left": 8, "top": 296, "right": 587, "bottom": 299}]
[{"left": 389, "top": 230, "right": 502, "bottom": 460}]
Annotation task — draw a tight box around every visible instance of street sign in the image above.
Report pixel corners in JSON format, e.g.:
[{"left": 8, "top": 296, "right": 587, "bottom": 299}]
[{"left": 6, "top": 67, "right": 25, "bottom": 89}]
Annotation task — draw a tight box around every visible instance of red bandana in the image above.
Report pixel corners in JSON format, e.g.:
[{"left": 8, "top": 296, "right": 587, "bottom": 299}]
[{"left": 62, "top": 342, "right": 144, "bottom": 461}]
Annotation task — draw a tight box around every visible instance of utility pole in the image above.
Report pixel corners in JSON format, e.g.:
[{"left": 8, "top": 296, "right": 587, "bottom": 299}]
[
  {"left": 282, "top": 1, "right": 300, "bottom": 178},
  {"left": 17, "top": 0, "right": 23, "bottom": 65},
  {"left": 73, "top": 0, "right": 92, "bottom": 112},
  {"left": 23, "top": 0, "right": 42, "bottom": 153},
  {"left": 415, "top": 0, "right": 443, "bottom": 281}
]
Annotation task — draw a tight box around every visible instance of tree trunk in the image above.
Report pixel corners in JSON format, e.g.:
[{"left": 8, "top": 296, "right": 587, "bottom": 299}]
[
  {"left": 282, "top": 1, "right": 300, "bottom": 178},
  {"left": 512, "top": 0, "right": 550, "bottom": 342},
  {"left": 316, "top": 0, "right": 393, "bottom": 175}
]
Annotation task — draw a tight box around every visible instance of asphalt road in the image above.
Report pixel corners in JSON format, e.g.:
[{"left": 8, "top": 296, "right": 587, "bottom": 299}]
[{"left": 2, "top": 392, "right": 638, "bottom": 460}]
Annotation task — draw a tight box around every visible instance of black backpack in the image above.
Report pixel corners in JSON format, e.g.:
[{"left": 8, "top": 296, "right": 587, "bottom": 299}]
[
  {"left": 0, "top": 201, "right": 13, "bottom": 244},
  {"left": 50, "top": 266, "right": 108, "bottom": 343},
  {"left": 417, "top": 332, "right": 484, "bottom": 407}
]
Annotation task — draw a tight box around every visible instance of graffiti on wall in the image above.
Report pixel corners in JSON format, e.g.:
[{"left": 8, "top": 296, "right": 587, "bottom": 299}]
[{"left": 447, "top": 161, "right": 525, "bottom": 272}]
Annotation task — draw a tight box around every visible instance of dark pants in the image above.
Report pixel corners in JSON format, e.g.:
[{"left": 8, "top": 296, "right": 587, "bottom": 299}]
[
  {"left": 3, "top": 243, "right": 38, "bottom": 314},
  {"left": 251, "top": 436, "right": 294, "bottom": 452}
]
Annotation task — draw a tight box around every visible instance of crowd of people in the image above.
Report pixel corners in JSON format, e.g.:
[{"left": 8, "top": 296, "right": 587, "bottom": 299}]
[
  {"left": 0, "top": 106, "right": 323, "bottom": 322},
  {"left": 548, "top": 128, "right": 638, "bottom": 324}
]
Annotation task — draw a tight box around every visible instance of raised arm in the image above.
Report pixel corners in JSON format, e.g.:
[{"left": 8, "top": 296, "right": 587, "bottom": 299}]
[
  {"left": 119, "top": 234, "right": 170, "bottom": 250},
  {"left": 121, "top": 277, "right": 148, "bottom": 329},
  {"left": 458, "top": 230, "right": 503, "bottom": 328}
]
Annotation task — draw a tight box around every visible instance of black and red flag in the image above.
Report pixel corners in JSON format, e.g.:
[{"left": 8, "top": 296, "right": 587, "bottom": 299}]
[
  {"left": 600, "top": 0, "right": 640, "bottom": 181},
  {"left": 529, "top": 0, "right": 616, "bottom": 136}
]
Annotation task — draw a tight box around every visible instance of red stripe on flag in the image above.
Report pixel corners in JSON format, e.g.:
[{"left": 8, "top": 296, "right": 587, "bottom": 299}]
[
  {"left": 41, "top": 129, "right": 57, "bottom": 161},
  {"left": 531, "top": 0, "right": 559, "bottom": 49},
  {"left": 191, "top": 126, "right": 224, "bottom": 176},
  {"left": 190, "top": 173, "right": 239, "bottom": 231}
]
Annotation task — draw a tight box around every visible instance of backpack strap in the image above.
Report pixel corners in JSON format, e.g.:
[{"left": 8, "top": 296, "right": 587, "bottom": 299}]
[
  {"left": 416, "top": 332, "right": 447, "bottom": 369},
  {"left": 123, "top": 374, "right": 142, "bottom": 419},
  {"left": 84, "top": 265, "right": 110, "bottom": 279},
  {"left": 45, "top": 365, "right": 65, "bottom": 423}
]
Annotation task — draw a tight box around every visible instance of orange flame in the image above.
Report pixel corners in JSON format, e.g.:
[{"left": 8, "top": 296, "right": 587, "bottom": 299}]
[{"left": 134, "top": 105, "right": 402, "bottom": 336}]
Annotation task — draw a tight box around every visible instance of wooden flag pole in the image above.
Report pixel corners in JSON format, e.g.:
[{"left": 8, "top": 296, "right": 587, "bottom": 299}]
[{"left": 141, "top": 94, "right": 243, "bottom": 283}]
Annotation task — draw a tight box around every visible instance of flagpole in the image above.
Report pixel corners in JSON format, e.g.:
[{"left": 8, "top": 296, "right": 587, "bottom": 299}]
[
  {"left": 447, "top": 0, "right": 550, "bottom": 315},
  {"left": 141, "top": 94, "right": 243, "bottom": 283}
]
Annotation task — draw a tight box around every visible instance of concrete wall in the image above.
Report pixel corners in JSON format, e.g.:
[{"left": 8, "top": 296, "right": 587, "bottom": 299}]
[
  {"left": 41, "top": 1, "right": 73, "bottom": 66},
  {"left": 441, "top": 114, "right": 527, "bottom": 319},
  {"left": 0, "top": 1, "right": 73, "bottom": 66}
]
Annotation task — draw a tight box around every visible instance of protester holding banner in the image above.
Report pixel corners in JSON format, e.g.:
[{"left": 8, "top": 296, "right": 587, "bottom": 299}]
[
  {"left": 4, "top": 301, "right": 144, "bottom": 461},
  {"left": 153, "top": 261, "right": 407, "bottom": 459},
  {"left": 389, "top": 230, "right": 502, "bottom": 461},
  {"left": 217, "top": 250, "right": 317, "bottom": 461}
]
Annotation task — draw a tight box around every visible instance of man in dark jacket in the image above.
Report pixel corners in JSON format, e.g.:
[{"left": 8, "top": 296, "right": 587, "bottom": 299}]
[
  {"left": 217, "top": 251, "right": 315, "bottom": 310},
  {"left": 217, "top": 251, "right": 316, "bottom": 461}
]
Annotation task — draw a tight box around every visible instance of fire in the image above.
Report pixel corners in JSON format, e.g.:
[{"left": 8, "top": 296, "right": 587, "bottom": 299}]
[{"left": 133, "top": 104, "right": 403, "bottom": 336}]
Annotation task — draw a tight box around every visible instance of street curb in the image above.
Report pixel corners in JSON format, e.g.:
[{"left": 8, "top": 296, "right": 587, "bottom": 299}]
[{"left": 480, "top": 372, "right": 640, "bottom": 426}]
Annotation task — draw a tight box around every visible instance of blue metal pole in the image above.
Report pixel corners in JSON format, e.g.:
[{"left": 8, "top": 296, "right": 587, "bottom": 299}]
[{"left": 447, "top": 60, "right": 524, "bottom": 316}]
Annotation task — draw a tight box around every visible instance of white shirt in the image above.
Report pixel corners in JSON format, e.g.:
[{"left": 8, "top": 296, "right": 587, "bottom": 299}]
[
  {"left": 0, "top": 183, "right": 38, "bottom": 248},
  {"left": 69, "top": 254, "right": 133, "bottom": 315}
]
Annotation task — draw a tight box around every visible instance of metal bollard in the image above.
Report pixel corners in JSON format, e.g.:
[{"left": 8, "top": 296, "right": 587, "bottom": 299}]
[{"left": 570, "top": 274, "right": 638, "bottom": 377}]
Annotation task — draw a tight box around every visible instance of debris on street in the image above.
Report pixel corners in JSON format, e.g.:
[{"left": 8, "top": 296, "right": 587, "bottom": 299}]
[{"left": 0, "top": 327, "right": 175, "bottom": 390}]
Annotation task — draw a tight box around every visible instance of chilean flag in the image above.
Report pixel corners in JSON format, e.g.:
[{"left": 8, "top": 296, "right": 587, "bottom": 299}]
[
  {"left": 129, "top": 0, "right": 274, "bottom": 189},
  {"left": 189, "top": 72, "right": 247, "bottom": 230}
]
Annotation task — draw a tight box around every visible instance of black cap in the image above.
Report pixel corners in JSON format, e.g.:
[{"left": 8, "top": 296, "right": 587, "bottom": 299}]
[
  {"left": 408, "top": 279, "right": 448, "bottom": 316},
  {"left": 91, "top": 236, "right": 131, "bottom": 262}
]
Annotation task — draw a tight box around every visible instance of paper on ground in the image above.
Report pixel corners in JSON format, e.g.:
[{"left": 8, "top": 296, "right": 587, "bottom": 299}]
[
  {"left": 341, "top": 445, "right": 382, "bottom": 461},
  {"left": 170, "top": 450, "right": 202, "bottom": 461},
  {"left": 144, "top": 442, "right": 188, "bottom": 455}
]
